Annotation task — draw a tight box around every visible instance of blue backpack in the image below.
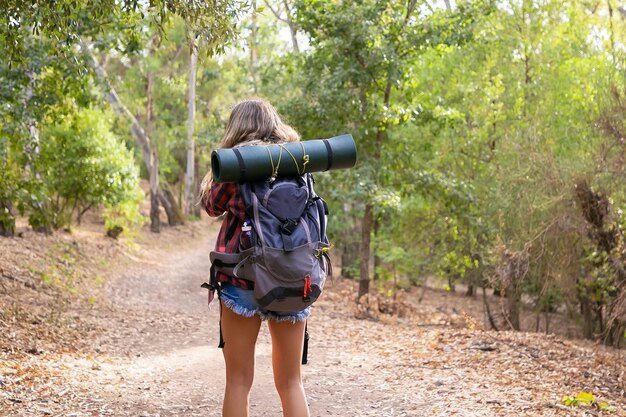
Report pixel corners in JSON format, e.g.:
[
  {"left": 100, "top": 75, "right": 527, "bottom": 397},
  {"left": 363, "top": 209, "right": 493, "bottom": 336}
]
[{"left": 209, "top": 173, "right": 331, "bottom": 312}]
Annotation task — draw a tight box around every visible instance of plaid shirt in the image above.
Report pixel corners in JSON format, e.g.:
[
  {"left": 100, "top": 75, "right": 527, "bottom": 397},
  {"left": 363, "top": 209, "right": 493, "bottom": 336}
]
[{"left": 203, "top": 181, "right": 254, "bottom": 290}]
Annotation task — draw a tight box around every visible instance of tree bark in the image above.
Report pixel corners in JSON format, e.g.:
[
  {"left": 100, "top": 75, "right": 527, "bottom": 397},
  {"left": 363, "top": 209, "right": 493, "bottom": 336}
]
[
  {"left": 145, "top": 63, "right": 161, "bottom": 233},
  {"left": 282, "top": 0, "right": 300, "bottom": 53},
  {"left": 358, "top": 203, "right": 374, "bottom": 298},
  {"left": 483, "top": 286, "right": 499, "bottom": 331},
  {"left": 192, "top": 158, "right": 202, "bottom": 217},
  {"left": 373, "top": 216, "right": 381, "bottom": 282},
  {"left": 23, "top": 69, "right": 52, "bottom": 233},
  {"left": 249, "top": 0, "right": 259, "bottom": 93},
  {"left": 159, "top": 183, "right": 185, "bottom": 226},
  {"left": 506, "top": 287, "right": 521, "bottom": 331},
  {"left": 185, "top": 36, "right": 199, "bottom": 215},
  {"left": 150, "top": 152, "right": 162, "bottom": 233}
]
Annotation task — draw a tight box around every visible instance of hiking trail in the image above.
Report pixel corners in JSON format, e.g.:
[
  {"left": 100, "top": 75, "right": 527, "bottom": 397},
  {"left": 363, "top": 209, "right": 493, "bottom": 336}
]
[{"left": 1, "top": 220, "right": 624, "bottom": 416}]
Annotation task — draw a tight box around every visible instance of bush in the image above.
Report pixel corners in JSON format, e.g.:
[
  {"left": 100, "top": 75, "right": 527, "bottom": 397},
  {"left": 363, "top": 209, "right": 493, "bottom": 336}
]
[{"left": 36, "top": 107, "right": 142, "bottom": 230}]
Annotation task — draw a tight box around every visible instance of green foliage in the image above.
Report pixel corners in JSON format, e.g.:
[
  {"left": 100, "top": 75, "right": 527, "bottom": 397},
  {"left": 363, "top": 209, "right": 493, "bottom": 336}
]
[
  {"left": 0, "top": 28, "right": 97, "bottom": 233},
  {"left": 104, "top": 195, "right": 146, "bottom": 239},
  {"left": 562, "top": 391, "right": 617, "bottom": 412},
  {"left": 0, "top": 0, "right": 246, "bottom": 65},
  {"left": 36, "top": 108, "right": 141, "bottom": 230},
  {"left": 2, "top": 0, "right": 626, "bottom": 347}
]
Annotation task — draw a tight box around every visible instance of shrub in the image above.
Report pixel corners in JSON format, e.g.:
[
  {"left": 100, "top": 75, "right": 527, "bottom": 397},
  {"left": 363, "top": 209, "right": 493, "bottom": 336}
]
[{"left": 37, "top": 107, "right": 141, "bottom": 230}]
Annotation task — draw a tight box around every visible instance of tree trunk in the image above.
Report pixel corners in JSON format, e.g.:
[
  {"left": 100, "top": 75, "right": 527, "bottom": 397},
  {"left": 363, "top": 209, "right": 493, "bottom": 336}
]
[
  {"left": 496, "top": 248, "right": 526, "bottom": 331},
  {"left": 192, "top": 158, "right": 202, "bottom": 217},
  {"left": 264, "top": 0, "right": 300, "bottom": 53},
  {"left": 159, "top": 183, "right": 185, "bottom": 226},
  {"left": 373, "top": 215, "right": 381, "bottom": 282},
  {"left": 483, "top": 286, "right": 499, "bottom": 331},
  {"left": 185, "top": 36, "right": 199, "bottom": 215},
  {"left": 24, "top": 70, "right": 41, "bottom": 168},
  {"left": 358, "top": 203, "right": 374, "bottom": 298},
  {"left": 282, "top": 0, "right": 300, "bottom": 53},
  {"left": 149, "top": 149, "right": 161, "bottom": 233},
  {"left": 358, "top": 84, "right": 389, "bottom": 298},
  {"left": 0, "top": 199, "right": 15, "bottom": 237},
  {"left": 287, "top": 21, "right": 300, "bottom": 53},
  {"left": 506, "top": 287, "right": 521, "bottom": 331},
  {"left": 145, "top": 65, "right": 161, "bottom": 232},
  {"left": 23, "top": 69, "right": 52, "bottom": 234},
  {"left": 249, "top": 0, "right": 259, "bottom": 93},
  {"left": 580, "top": 297, "right": 596, "bottom": 339}
]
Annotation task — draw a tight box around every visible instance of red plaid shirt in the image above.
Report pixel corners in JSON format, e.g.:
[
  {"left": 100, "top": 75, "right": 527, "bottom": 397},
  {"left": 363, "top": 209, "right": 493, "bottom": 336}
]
[{"left": 202, "top": 181, "right": 254, "bottom": 290}]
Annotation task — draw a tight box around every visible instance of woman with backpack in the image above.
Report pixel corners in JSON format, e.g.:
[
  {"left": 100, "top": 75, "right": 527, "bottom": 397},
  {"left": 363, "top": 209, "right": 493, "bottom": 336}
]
[{"left": 200, "top": 98, "right": 311, "bottom": 417}]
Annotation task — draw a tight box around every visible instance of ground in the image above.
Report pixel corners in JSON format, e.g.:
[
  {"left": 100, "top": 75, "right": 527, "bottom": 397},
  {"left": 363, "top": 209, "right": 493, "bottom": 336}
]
[{"left": 0, "top": 218, "right": 625, "bottom": 417}]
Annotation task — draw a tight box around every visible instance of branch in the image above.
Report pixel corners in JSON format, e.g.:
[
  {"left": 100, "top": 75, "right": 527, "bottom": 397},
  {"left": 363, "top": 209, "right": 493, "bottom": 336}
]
[
  {"left": 263, "top": 0, "right": 290, "bottom": 25},
  {"left": 422, "top": 0, "right": 434, "bottom": 14},
  {"left": 354, "top": 53, "right": 385, "bottom": 94},
  {"left": 406, "top": 0, "right": 418, "bottom": 22}
]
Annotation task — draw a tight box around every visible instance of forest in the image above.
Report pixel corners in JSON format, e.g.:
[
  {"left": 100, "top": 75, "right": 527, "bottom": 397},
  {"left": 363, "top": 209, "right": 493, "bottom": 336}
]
[{"left": 1, "top": 0, "right": 625, "bottom": 353}]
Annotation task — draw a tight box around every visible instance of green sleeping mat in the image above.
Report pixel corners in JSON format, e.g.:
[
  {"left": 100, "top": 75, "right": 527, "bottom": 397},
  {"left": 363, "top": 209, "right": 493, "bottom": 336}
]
[{"left": 211, "top": 134, "right": 357, "bottom": 183}]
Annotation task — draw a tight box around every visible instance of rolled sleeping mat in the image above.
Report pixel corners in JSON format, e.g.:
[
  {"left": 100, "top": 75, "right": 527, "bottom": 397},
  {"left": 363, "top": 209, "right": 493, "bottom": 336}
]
[{"left": 211, "top": 133, "right": 357, "bottom": 183}]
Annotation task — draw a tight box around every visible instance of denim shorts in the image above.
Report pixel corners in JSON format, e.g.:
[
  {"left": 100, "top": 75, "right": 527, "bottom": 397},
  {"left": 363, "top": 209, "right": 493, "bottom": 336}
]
[{"left": 219, "top": 282, "right": 311, "bottom": 323}]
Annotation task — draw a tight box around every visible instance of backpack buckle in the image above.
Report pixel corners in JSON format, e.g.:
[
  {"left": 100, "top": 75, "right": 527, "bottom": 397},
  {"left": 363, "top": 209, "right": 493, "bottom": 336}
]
[{"left": 280, "top": 218, "right": 299, "bottom": 236}]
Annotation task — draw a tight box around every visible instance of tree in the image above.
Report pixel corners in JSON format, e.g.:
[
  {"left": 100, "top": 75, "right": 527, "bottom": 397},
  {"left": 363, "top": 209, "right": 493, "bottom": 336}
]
[
  {"left": 263, "top": 0, "right": 301, "bottom": 53},
  {"left": 0, "top": 29, "right": 96, "bottom": 233},
  {"left": 291, "top": 0, "right": 486, "bottom": 298},
  {"left": 185, "top": 36, "right": 199, "bottom": 216},
  {"left": 1, "top": 0, "right": 244, "bottom": 232},
  {"left": 82, "top": 43, "right": 167, "bottom": 232},
  {"left": 0, "top": 0, "right": 244, "bottom": 65}
]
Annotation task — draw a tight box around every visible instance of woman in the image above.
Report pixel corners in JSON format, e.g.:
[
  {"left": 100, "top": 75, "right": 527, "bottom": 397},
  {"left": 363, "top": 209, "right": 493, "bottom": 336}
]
[{"left": 200, "top": 98, "right": 311, "bottom": 417}]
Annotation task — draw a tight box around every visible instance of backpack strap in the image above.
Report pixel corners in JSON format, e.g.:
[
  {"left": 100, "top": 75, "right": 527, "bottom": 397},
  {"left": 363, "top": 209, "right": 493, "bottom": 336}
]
[
  {"left": 280, "top": 218, "right": 299, "bottom": 252},
  {"left": 301, "top": 321, "right": 309, "bottom": 365},
  {"left": 200, "top": 260, "right": 221, "bottom": 305},
  {"left": 306, "top": 173, "right": 328, "bottom": 242},
  {"left": 210, "top": 251, "right": 245, "bottom": 278},
  {"left": 201, "top": 263, "right": 224, "bottom": 348},
  {"left": 232, "top": 148, "right": 247, "bottom": 178},
  {"left": 322, "top": 139, "right": 333, "bottom": 171}
]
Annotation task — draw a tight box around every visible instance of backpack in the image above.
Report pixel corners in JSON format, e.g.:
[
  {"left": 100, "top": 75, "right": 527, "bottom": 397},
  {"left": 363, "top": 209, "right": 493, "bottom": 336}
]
[{"left": 209, "top": 173, "right": 331, "bottom": 313}]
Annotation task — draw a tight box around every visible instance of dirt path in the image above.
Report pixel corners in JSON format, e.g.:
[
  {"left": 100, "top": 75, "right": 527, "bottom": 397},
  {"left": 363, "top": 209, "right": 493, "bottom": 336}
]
[
  {"left": 73, "top": 225, "right": 432, "bottom": 417},
  {"left": 2, "top": 221, "right": 625, "bottom": 417},
  {"left": 46, "top": 223, "right": 436, "bottom": 417},
  {"left": 62, "top": 226, "right": 286, "bottom": 416}
]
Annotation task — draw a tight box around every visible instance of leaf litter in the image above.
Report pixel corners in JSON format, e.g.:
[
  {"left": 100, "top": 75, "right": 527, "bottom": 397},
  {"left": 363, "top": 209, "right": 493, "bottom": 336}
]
[{"left": 0, "top": 218, "right": 625, "bottom": 416}]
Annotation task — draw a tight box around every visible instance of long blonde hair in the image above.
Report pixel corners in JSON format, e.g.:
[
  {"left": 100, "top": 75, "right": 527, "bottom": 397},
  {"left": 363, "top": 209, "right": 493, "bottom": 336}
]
[{"left": 200, "top": 98, "right": 300, "bottom": 196}]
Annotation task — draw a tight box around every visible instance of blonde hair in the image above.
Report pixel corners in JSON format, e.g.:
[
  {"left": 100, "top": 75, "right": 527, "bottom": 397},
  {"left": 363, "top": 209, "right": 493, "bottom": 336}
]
[{"left": 200, "top": 98, "right": 300, "bottom": 196}]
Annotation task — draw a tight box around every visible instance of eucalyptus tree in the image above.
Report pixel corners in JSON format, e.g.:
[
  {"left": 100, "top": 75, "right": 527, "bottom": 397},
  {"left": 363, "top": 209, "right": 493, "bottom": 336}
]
[{"left": 263, "top": 0, "right": 301, "bottom": 53}]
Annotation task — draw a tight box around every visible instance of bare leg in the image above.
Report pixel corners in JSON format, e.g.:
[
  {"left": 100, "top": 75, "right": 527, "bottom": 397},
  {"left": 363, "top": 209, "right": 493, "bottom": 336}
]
[
  {"left": 268, "top": 319, "right": 310, "bottom": 417},
  {"left": 221, "top": 301, "right": 262, "bottom": 417}
]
